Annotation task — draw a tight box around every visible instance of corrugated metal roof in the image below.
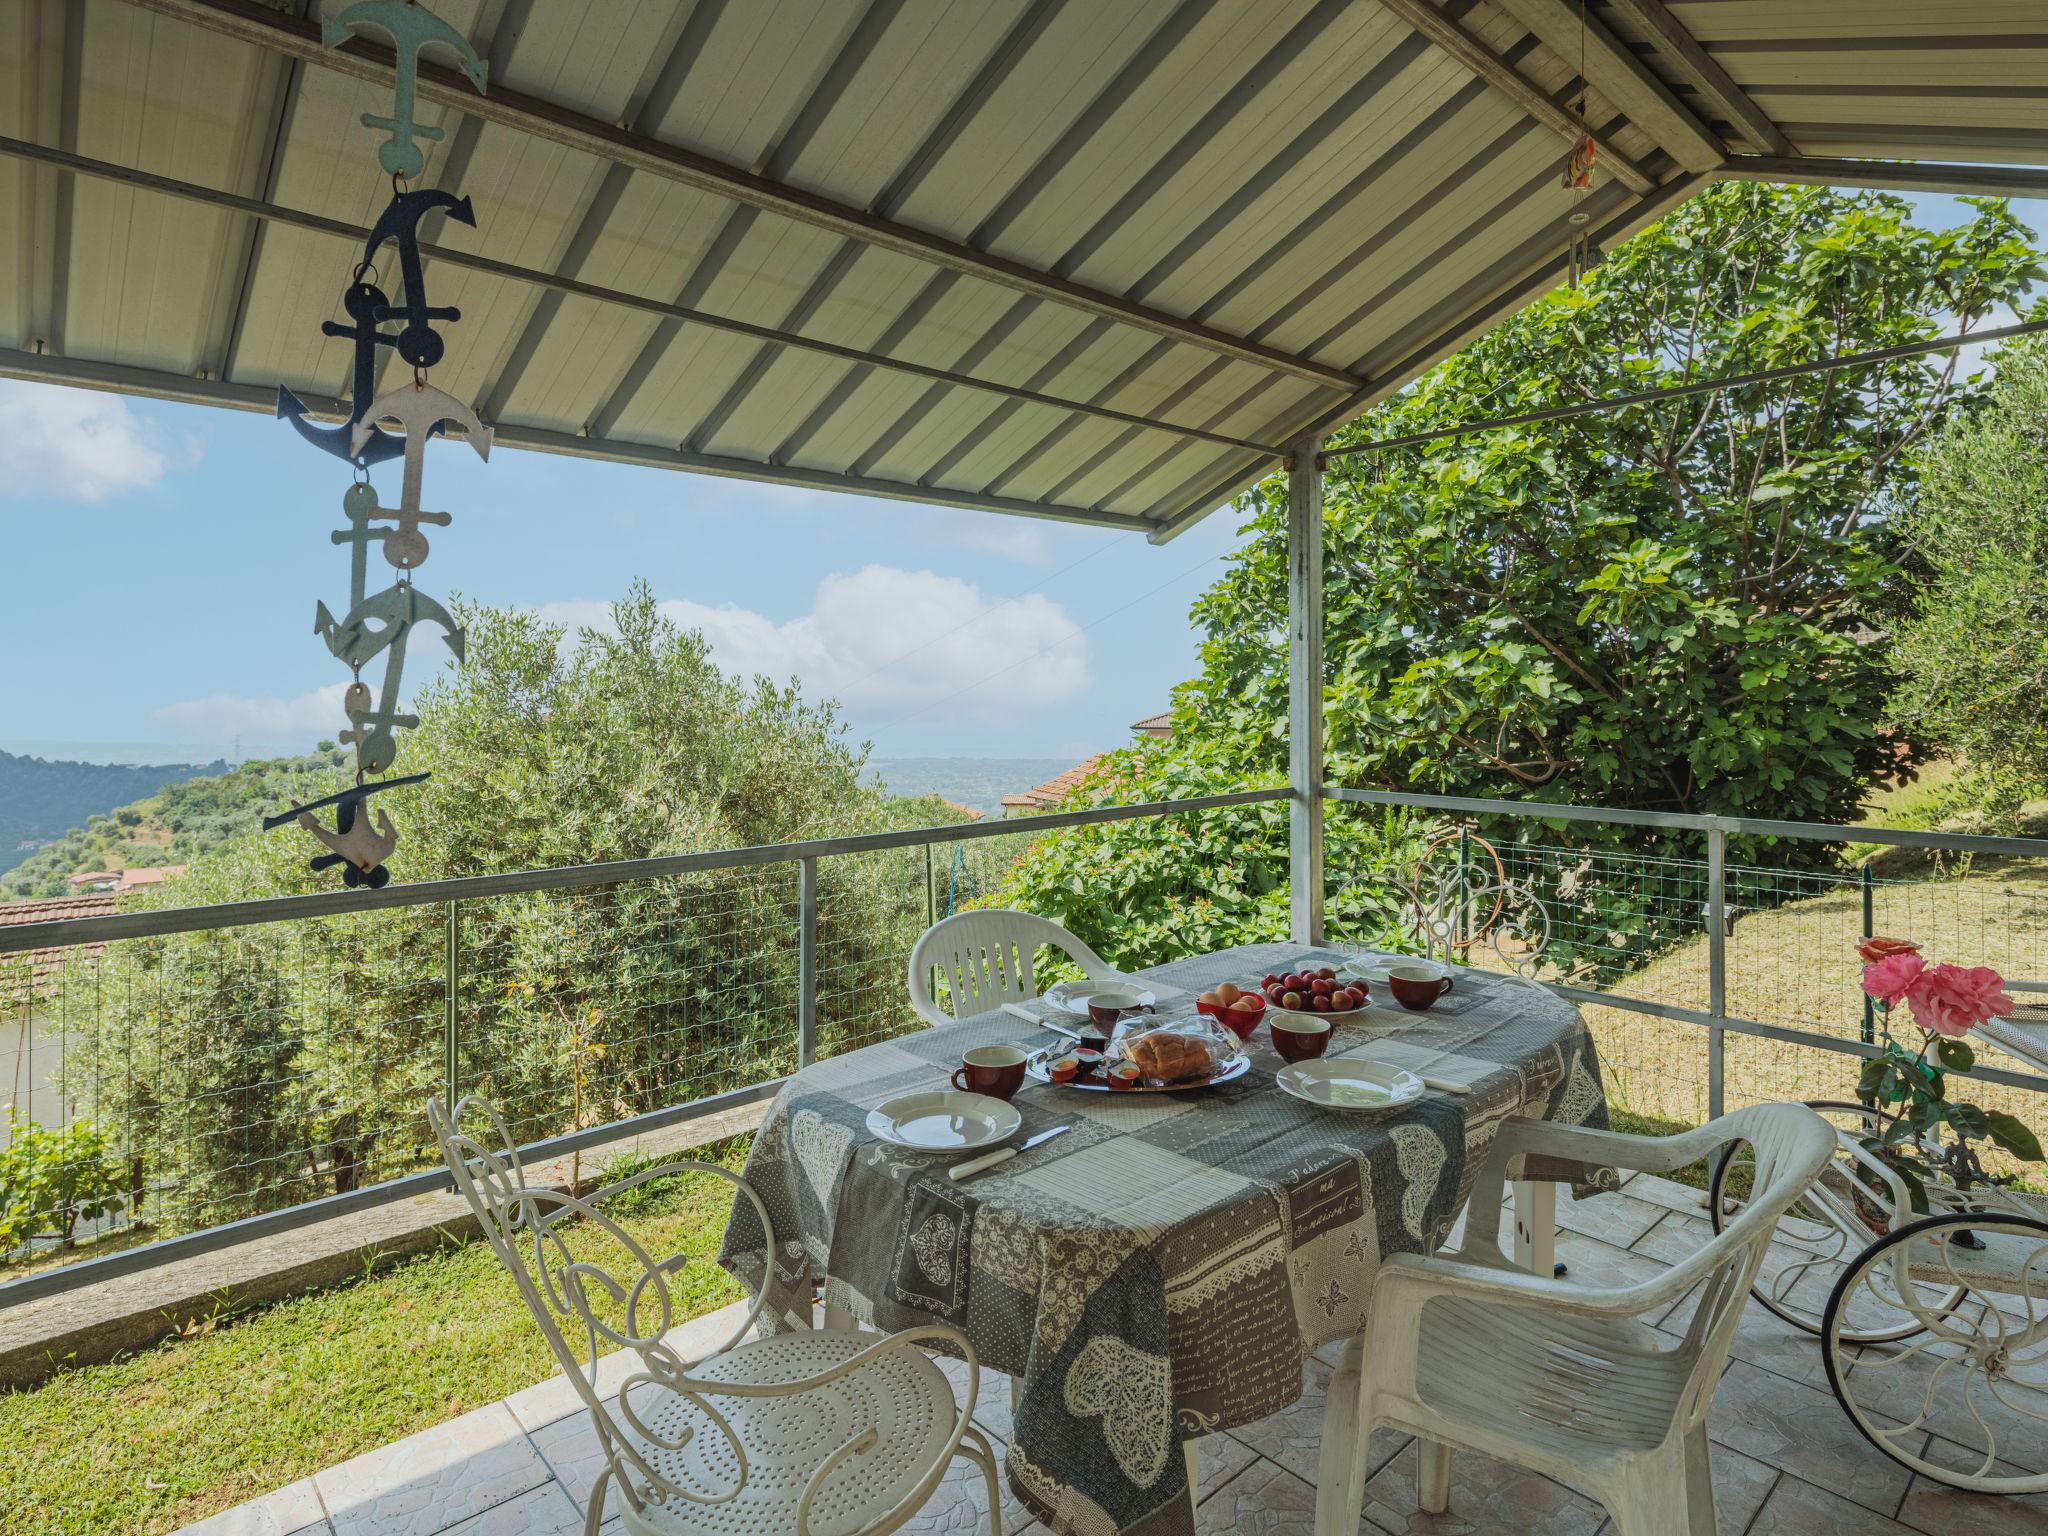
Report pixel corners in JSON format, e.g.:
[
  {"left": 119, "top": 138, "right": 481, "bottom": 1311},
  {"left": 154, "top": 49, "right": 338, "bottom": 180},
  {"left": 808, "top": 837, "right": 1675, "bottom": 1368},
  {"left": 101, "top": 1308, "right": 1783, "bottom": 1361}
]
[{"left": 3, "top": 0, "right": 2043, "bottom": 540}]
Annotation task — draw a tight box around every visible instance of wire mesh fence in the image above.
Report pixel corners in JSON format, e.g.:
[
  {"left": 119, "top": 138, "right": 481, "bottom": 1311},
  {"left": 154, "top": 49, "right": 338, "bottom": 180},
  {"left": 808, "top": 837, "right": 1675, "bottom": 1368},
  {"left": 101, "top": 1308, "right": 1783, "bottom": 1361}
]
[
  {"left": 0, "top": 816, "right": 1062, "bottom": 1284},
  {"left": 8, "top": 787, "right": 2048, "bottom": 1292}
]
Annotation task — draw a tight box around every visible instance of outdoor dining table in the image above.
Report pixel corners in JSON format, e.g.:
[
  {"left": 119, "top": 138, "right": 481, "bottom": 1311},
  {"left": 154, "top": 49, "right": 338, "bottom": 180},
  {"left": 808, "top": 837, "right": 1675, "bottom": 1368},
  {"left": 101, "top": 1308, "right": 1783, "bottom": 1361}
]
[{"left": 718, "top": 941, "right": 1616, "bottom": 1536}]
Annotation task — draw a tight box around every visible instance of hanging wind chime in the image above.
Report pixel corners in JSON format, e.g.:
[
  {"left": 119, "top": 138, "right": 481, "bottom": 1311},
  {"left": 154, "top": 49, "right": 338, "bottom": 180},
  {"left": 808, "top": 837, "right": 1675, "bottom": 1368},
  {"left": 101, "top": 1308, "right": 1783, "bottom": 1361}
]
[
  {"left": 1561, "top": 0, "right": 1597, "bottom": 288},
  {"left": 261, "top": 0, "right": 490, "bottom": 890}
]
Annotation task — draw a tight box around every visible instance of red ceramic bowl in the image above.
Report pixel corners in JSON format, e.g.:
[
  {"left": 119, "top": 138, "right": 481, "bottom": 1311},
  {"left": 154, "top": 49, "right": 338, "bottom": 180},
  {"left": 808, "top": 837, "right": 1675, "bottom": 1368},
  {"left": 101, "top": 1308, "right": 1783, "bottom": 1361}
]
[{"left": 1198, "top": 992, "right": 1268, "bottom": 1040}]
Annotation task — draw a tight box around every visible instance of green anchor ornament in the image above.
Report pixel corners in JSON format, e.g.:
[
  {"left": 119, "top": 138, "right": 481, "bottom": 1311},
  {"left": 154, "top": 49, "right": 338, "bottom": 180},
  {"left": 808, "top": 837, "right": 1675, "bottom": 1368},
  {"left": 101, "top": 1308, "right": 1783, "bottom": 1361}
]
[{"left": 323, "top": 0, "right": 488, "bottom": 179}]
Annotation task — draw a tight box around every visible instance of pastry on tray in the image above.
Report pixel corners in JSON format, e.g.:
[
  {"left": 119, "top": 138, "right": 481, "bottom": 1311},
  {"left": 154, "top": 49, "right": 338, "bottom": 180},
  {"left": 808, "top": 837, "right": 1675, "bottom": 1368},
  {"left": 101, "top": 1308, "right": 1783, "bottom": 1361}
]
[{"left": 1114, "top": 1017, "right": 1237, "bottom": 1087}]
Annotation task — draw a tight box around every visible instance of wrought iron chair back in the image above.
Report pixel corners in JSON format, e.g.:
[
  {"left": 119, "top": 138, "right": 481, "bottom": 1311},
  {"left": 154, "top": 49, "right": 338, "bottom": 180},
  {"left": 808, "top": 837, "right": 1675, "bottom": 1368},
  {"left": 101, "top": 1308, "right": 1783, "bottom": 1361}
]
[{"left": 428, "top": 1096, "right": 771, "bottom": 1518}]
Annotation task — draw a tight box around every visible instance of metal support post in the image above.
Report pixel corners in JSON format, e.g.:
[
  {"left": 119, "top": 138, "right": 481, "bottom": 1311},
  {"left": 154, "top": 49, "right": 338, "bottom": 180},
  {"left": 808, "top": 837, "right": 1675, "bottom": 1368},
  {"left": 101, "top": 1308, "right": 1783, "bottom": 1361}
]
[
  {"left": 1706, "top": 825, "right": 1727, "bottom": 1120},
  {"left": 1860, "top": 862, "right": 1876, "bottom": 1045},
  {"left": 443, "top": 899, "right": 460, "bottom": 1109},
  {"left": 1288, "top": 437, "right": 1326, "bottom": 946},
  {"left": 798, "top": 857, "right": 819, "bottom": 1069}
]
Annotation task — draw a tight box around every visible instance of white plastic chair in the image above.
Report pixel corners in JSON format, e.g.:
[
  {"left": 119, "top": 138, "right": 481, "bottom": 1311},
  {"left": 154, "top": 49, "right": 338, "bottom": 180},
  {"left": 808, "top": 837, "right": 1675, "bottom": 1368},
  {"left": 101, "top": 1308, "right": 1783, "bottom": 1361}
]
[
  {"left": 428, "top": 1096, "right": 1000, "bottom": 1536},
  {"left": 1313, "top": 1103, "right": 1834, "bottom": 1536},
  {"left": 905, "top": 908, "right": 1118, "bottom": 1027}
]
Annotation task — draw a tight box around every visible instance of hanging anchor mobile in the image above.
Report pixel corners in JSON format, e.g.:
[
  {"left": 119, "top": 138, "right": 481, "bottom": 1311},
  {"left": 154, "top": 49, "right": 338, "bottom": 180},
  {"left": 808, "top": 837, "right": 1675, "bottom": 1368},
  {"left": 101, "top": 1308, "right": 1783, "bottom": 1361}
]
[{"left": 265, "top": 0, "right": 489, "bottom": 889}]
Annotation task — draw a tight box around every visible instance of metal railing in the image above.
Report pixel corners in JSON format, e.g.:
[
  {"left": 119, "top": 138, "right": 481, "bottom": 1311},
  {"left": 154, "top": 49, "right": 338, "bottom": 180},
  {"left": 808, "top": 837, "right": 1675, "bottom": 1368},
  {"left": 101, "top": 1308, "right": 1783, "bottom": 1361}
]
[
  {"left": 0, "top": 789, "right": 1283, "bottom": 1304},
  {"left": 1329, "top": 788, "right": 2048, "bottom": 1113},
  {"left": 7, "top": 779, "right": 2048, "bottom": 1306}
]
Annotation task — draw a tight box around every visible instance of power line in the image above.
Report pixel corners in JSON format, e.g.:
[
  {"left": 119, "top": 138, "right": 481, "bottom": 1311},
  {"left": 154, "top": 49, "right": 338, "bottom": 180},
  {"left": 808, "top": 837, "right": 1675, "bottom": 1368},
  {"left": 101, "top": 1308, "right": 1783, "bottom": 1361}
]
[{"left": 1324, "top": 317, "right": 2048, "bottom": 460}]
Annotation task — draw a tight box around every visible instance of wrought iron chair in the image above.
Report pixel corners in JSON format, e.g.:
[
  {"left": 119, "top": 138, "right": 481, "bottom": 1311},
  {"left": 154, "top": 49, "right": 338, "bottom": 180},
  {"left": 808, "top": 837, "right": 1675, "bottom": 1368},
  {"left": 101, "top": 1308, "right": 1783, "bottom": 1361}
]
[
  {"left": 428, "top": 1096, "right": 1000, "bottom": 1536},
  {"left": 906, "top": 908, "right": 1118, "bottom": 1027},
  {"left": 1313, "top": 1103, "right": 1835, "bottom": 1536}
]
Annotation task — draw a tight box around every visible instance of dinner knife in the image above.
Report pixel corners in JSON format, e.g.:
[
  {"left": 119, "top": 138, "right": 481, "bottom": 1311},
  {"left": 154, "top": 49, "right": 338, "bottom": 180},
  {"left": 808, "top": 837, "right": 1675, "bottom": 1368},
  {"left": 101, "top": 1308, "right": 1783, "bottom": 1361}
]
[{"left": 948, "top": 1124, "right": 1070, "bottom": 1182}]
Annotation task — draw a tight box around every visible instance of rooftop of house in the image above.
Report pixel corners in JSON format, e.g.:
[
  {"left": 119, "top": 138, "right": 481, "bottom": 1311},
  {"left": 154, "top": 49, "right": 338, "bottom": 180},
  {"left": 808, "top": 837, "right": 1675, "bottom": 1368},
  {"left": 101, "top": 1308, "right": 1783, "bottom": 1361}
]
[
  {"left": 0, "top": 893, "right": 118, "bottom": 1002},
  {"left": 1001, "top": 755, "right": 1107, "bottom": 812},
  {"left": 65, "top": 867, "right": 187, "bottom": 895}
]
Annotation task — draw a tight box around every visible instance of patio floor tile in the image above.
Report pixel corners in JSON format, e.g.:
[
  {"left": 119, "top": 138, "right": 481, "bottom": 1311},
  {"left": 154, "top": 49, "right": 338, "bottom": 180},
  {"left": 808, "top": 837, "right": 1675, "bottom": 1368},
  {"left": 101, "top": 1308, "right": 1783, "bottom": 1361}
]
[
  {"left": 1706, "top": 1359, "right": 1915, "bottom": 1516},
  {"left": 935, "top": 1354, "right": 1018, "bottom": 1444},
  {"left": 1556, "top": 1188, "right": 1671, "bottom": 1249},
  {"left": 313, "top": 1402, "right": 552, "bottom": 1536},
  {"left": 1745, "top": 1473, "right": 1920, "bottom": 1534},
  {"left": 1196, "top": 1458, "right": 1332, "bottom": 1534},
  {"left": 1621, "top": 1173, "right": 1711, "bottom": 1217},
  {"left": 174, "top": 1478, "right": 329, "bottom": 1536},
  {"left": 1897, "top": 1434, "right": 2048, "bottom": 1534},
  {"left": 1221, "top": 1355, "right": 1407, "bottom": 1490},
  {"left": 1362, "top": 1439, "right": 1605, "bottom": 1535},
  {"left": 1577, "top": 1443, "right": 1778, "bottom": 1535},
  {"left": 430, "top": 1483, "right": 584, "bottom": 1536}
]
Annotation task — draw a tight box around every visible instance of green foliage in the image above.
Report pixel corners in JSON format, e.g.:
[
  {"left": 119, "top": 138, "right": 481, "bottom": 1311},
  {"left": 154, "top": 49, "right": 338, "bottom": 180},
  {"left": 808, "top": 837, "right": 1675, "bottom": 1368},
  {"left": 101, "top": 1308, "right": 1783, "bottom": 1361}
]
[
  {"left": 2, "top": 750, "right": 349, "bottom": 899},
  {"left": 1003, "top": 184, "right": 2043, "bottom": 968},
  {"left": 1888, "top": 334, "right": 2048, "bottom": 822},
  {"left": 0, "top": 751, "right": 227, "bottom": 882},
  {"left": 74, "top": 585, "right": 941, "bottom": 1236},
  {"left": 0, "top": 1114, "right": 125, "bottom": 1256}
]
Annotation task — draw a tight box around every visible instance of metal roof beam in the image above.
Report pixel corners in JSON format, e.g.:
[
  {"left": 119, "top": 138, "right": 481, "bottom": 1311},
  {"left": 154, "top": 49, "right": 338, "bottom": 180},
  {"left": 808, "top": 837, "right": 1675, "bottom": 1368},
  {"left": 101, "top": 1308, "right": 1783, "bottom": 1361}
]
[
  {"left": 1372, "top": 0, "right": 1657, "bottom": 193},
  {"left": 1601, "top": 0, "right": 1790, "bottom": 157},
  {"left": 1144, "top": 171, "right": 1708, "bottom": 543},
  {"left": 1493, "top": 0, "right": 1723, "bottom": 171},
  {"left": 112, "top": 0, "right": 1361, "bottom": 392},
  {"left": 1719, "top": 156, "right": 2048, "bottom": 200},
  {"left": 0, "top": 347, "right": 1157, "bottom": 534},
  {"left": 0, "top": 136, "right": 1276, "bottom": 458}
]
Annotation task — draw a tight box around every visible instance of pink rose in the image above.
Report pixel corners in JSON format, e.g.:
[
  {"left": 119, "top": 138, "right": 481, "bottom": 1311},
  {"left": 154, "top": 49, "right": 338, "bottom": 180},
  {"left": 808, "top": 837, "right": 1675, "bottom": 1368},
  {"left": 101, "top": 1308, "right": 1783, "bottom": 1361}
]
[
  {"left": 1906, "top": 963, "right": 2014, "bottom": 1039},
  {"left": 1862, "top": 951, "right": 1926, "bottom": 1007}
]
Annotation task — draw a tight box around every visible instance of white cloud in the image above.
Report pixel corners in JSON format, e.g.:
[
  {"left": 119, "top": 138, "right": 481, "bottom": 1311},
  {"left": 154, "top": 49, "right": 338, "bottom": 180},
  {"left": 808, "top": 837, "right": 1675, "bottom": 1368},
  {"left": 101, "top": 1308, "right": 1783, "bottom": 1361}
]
[
  {"left": 538, "top": 565, "right": 1092, "bottom": 724},
  {"left": 150, "top": 637, "right": 459, "bottom": 751},
  {"left": 150, "top": 681, "right": 353, "bottom": 748},
  {"left": 0, "top": 381, "right": 184, "bottom": 502}
]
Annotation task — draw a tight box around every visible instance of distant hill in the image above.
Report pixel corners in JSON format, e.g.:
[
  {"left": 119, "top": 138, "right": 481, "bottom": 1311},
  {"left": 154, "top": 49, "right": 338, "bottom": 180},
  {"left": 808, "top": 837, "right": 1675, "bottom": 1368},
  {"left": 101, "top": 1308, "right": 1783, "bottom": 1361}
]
[
  {"left": 1, "top": 748, "right": 349, "bottom": 899},
  {"left": 0, "top": 750, "right": 228, "bottom": 877},
  {"left": 863, "top": 757, "right": 1077, "bottom": 818}
]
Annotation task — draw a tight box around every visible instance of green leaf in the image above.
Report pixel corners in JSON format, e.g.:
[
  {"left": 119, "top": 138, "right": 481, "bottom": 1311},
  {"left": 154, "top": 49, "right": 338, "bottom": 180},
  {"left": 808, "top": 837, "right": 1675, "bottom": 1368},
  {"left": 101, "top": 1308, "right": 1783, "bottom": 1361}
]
[
  {"left": 1985, "top": 1110, "right": 2046, "bottom": 1162},
  {"left": 1936, "top": 1037, "right": 1977, "bottom": 1073}
]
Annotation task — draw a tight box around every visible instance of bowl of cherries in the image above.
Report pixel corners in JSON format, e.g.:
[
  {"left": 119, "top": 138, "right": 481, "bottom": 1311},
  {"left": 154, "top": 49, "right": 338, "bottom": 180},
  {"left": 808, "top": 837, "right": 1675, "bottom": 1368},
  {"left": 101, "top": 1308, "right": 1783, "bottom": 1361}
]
[{"left": 1261, "top": 966, "right": 1369, "bottom": 1024}]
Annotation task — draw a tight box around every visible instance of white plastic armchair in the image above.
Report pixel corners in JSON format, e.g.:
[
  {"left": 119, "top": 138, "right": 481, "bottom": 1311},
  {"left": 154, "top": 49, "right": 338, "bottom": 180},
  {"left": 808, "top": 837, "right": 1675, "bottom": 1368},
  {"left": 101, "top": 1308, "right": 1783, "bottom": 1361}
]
[
  {"left": 428, "top": 1097, "right": 1000, "bottom": 1536},
  {"left": 906, "top": 908, "right": 1118, "bottom": 1027},
  {"left": 1313, "top": 1103, "right": 1834, "bottom": 1536}
]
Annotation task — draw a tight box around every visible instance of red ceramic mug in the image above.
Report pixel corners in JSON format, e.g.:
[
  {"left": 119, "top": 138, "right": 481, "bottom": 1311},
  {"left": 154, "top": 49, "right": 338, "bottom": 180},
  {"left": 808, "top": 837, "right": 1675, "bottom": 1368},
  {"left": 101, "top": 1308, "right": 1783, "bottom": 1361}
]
[
  {"left": 1386, "top": 963, "right": 1454, "bottom": 1012},
  {"left": 1269, "top": 1013, "right": 1331, "bottom": 1063},
  {"left": 951, "top": 1044, "right": 1028, "bottom": 1100}
]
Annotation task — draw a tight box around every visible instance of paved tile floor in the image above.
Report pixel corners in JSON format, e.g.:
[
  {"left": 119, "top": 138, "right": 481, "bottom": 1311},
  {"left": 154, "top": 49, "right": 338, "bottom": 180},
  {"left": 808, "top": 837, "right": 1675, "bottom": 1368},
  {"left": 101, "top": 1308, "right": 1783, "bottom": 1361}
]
[{"left": 174, "top": 1173, "right": 2043, "bottom": 1536}]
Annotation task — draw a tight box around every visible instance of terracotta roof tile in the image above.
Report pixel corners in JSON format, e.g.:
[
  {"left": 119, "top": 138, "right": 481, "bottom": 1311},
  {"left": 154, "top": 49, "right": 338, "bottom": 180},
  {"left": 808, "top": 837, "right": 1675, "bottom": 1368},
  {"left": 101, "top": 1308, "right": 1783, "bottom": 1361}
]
[
  {"left": 0, "top": 894, "right": 118, "bottom": 1005},
  {"left": 1007, "top": 754, "right": 1106, "bottom": 809}
]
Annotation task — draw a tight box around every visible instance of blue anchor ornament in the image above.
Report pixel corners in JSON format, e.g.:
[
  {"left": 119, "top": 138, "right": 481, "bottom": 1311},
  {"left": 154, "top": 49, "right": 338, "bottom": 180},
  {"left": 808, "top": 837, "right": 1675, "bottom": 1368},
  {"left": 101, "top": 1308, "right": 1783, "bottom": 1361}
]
[
  {"left": 322, "top": 0, "right": 488, "bottom": 180},
  {"left": 263, "top": 773, "right": 430, "bottom": 889},
  {"left": 275, "top": 277, "right": 415, "bottom": 467},
  {"left": 361, "top": 187, "right": 476, "bottom": 369}
]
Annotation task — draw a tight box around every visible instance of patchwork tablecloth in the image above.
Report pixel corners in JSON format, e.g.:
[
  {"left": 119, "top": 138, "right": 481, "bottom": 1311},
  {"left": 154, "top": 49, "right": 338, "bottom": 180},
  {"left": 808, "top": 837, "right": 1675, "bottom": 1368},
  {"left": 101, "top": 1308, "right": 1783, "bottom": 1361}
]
[{"left": 719, "top": 942, "right": 1613, "bottom": 1536}]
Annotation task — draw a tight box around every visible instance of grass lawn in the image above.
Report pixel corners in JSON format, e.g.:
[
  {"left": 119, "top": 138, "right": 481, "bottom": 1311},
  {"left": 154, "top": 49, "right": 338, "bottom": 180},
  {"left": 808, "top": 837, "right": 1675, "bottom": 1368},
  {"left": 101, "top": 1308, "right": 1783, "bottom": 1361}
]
[
  {"left": 1578, "top": 855, "right": 2048, "bottom": 1149},
  {"left": 0, "top": 1142, "right": 750, "bottom": 1536}
]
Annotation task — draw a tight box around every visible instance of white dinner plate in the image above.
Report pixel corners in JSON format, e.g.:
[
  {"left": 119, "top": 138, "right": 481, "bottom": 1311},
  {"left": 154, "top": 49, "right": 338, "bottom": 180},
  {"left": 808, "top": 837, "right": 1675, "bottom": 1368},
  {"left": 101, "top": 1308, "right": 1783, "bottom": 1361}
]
[
  {"left": 1274, "top": 1057, "right": 1426, "bottom": 1112},
  {"left": 1044, "top": 978, "right": 1157, "bottom": 1016},
  {"left": 866, "top": 1091, "right": 1022, "bottom": 1153}
]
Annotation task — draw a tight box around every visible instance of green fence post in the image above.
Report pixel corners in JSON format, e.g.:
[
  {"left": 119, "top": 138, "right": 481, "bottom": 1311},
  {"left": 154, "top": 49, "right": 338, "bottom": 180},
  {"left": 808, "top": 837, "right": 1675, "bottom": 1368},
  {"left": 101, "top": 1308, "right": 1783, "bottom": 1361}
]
[
  {"left": 444, "top": 899, "right": 460, "bottom": 1108},
  {"left": 1860, "top": 862, "right": 1876, "bottom": 1045}
]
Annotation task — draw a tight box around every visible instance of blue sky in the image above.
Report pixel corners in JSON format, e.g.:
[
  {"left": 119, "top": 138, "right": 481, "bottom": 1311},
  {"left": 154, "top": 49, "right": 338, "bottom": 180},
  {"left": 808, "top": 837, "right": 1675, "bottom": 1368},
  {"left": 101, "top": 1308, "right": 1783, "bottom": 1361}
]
[
  {"left": 0, "top": 385, "right": 1246, "bottom": 765},
  {"left": 2, "top": 191, "right": 2038, "bottom": 769}
]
